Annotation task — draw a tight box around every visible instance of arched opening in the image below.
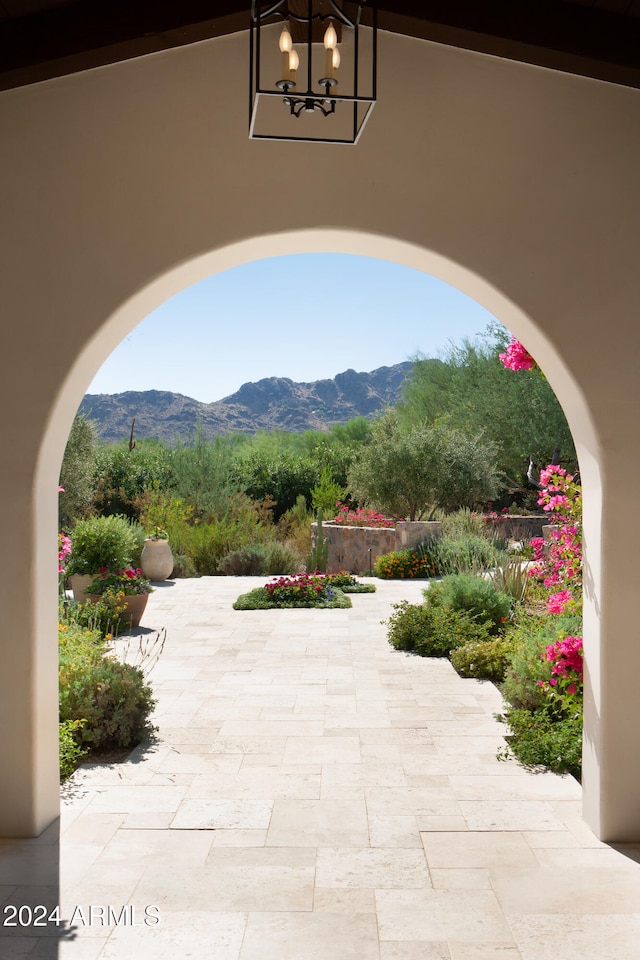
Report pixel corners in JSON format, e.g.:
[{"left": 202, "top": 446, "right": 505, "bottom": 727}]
[{"left": 20, "top": 230, "right": 600, "bottom": 844}]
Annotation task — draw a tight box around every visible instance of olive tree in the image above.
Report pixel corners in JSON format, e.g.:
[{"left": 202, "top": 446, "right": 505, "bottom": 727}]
[{"left": 347, "top": 412, "right": 501, "bottom": 520}]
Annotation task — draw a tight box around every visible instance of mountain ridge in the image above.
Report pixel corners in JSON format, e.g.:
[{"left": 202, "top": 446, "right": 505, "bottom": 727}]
[{"left": 80, "top": 361, "right": 420, "bottom": 443}]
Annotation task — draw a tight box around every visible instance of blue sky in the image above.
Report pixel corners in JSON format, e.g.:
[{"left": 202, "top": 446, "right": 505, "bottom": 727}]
[{"left": 88, "top": 254, "right": 502, "bottom": 404}]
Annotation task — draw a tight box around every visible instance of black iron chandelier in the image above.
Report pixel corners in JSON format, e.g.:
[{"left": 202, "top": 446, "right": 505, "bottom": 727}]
[{"left": 250, "top": 1, "right": 377, "bottom": 144}]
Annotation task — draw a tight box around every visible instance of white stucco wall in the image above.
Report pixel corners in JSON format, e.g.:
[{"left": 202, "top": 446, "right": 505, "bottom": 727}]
[{"left": 0, "top": 29, "right": 638, "bottom": 838}]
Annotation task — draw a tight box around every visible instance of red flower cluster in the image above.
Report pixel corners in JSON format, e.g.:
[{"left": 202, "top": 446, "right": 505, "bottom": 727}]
[
  {"left": 265, "top": 574, "right": 332, "bottom": 604},
  {"left": 332, "top": 504, "right": 396, "bottom": 528}
]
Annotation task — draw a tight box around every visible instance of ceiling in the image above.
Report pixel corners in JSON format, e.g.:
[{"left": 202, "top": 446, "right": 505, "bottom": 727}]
[{"left": 0, "top": 0, "right": 638, "bottom": 92}]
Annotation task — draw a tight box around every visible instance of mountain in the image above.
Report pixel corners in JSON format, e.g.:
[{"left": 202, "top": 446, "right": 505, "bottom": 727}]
[{"left": 80, "top": 362, "right": 416, "bottom": 443}]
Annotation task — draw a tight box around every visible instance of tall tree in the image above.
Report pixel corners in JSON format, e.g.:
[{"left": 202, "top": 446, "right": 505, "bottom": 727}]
[
  {"left": 397, "top": 324, "right": 575, "bottom": 487},
  {"left": 347, "top": 411, "right": 500, "bottom": 520}
]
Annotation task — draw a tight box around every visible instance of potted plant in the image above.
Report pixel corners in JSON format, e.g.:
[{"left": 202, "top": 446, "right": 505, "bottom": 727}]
[
  {"left": 87, "top": 567, "right": 153, "bottom": 628},
  {"left": 141, "top": 526, "right": 174, "bottom": 582},
  {"left": 67, "top": 515, "right": 140, "bottom": 602}
]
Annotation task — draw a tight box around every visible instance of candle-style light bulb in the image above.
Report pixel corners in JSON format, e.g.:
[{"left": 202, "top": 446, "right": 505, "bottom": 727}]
[
  {"left": 279, "top": 25, "right": 293, "bottom": 84},
  {"left": 289, "top": 48, "right": 299, "bottom": 86},
  {"left": 323, "top": 24, "right": 340, "bottom": 82},
  {"left": 279, "top": 26, "right": 292, "bottom": 53},
  {"left": 324, "top": 23, "right": 337, "bottom": 50}
]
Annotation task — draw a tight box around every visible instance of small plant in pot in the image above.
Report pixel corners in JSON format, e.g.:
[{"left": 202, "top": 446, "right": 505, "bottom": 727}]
[
  {"left": 141, "top": 526, "right": 174, "bottom": 581},
  {"left": 87, "top": 567, "right": 153, "bottom": 630},
  {"left": 67, "top": 515, "right": 139, "bottom": 602}
]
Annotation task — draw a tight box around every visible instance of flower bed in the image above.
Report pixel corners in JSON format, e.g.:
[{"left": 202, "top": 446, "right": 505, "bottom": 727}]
[{"left": 232, "top": 573, "right": 368, "bottom": 610}]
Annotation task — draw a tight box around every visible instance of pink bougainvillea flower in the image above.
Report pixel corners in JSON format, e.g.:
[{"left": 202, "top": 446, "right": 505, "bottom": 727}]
[
  {"left": 547, "top": 589, "right": 573, "bottom": 614},
  {"left": 499, "top": 338, "right": 537, "bottom": 372}
]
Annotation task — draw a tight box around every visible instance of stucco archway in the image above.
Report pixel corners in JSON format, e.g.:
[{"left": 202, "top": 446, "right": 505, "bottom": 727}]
[{"left": 0, "top": 28, "right": 638, "bottom": 840}]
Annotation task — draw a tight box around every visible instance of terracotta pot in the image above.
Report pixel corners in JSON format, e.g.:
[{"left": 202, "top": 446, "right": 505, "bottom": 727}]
[
  {"left": 141, "top": 538, "right": 174, "bottom": 581},
  {"left": 87, "top": 592, "right": 149, "bottom": 630},
  {"left": 70, "top": 573, "right": 94, "bottom": 604}
]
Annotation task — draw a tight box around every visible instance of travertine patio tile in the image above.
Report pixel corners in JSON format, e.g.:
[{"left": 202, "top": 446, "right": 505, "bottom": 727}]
[
  {"left": 365, "top": 786, "right": 458, "bottom": 818},
  {"left": 184, "top": 767, "right": 321, "bottom": 800},
  {"left": 375, "top": 889, "right": 514, "bottom": 942},
  {"left": 219, "top": 720, "right": 325, "bottom": 737},
  {"left": 282, "top": 736, "right": 361, "bottom": 765},
  {"left": 171, "top": 798, "right": 273, "bottom": 830},
  {"left": 507, "top": 913, "right": 640, "bottom": 960},
  {"left": 313, "top": 886, "right": 376, "bottom": 914},
  {"left": 380, "top": 944, "right": 451, "bottom": 960},
  {"left": 458, "top": 800, "right": 569, "bottom": 831},
  {"left": 449, "top": 774, "right": 580, "bottom": 801},
  {"left": 369, "top": 815, "right": 423, "bottom": 848},
  {"left": 416, "top": 815, "right": 469, "bottom": 832},
  {"left": 448, "top": 945, "right": 522, "bottom": 959},
  {"left": 38, "top": 938, "right": 108, "bottom": 959},
  {"left": 98, "top": 911, "right": 247, "bottom": 960},
  {"left": 210, "top": 829, "right": 267, "bottom": 846},
  {"left": 86, "top": 784, "right": 188, "bottom": 813},
  {"left": 492, "top": 861, "right": 640, "bottom": 913},
  {"left": 432, "top": 737, "right": 508, "bottom": 755},
  {"left": 430, "top": 868, "right": 491, "bottom": 890},
  {"left": 239, "top": 910, "right": 380, "bottom": 960},
  {"left": 316, "top": 847, "right": 430, "bottom": 889},
  {"left": 267, "top": 799, "right": 369, "bottom": 847},
  {"left": 420, "top": 831, "right": 538, "bottom": 869}
]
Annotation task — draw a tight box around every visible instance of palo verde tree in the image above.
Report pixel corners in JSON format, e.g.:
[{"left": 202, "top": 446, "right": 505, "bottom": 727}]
[{"left": 397, "top": 323, "right": 575, "bottom": 490}]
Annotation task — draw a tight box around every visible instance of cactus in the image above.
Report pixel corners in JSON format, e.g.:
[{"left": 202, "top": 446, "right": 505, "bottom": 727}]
[{"left": 306, "top": 509, "right": 329, "bottom": 573}]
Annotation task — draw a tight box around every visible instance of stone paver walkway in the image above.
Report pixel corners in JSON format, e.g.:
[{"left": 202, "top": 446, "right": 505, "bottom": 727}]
[{"left": 2, "top": 577, "right": 640, "bottom": 959}]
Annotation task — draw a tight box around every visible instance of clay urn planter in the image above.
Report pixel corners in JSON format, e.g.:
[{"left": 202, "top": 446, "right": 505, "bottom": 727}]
[{"left": 140, "top": 528, "right": 174, "bottom": 581}]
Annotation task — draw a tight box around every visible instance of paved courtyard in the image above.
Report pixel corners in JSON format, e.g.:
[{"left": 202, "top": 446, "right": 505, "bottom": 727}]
[{"left": 2, "top": 576, "right": 640, "bottom": 958}]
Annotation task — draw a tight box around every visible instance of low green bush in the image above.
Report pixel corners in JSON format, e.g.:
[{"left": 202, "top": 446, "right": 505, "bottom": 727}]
[
  {"left": 450, "top": 636, "right": 515, "bottom": 682},
  {"left": 498, "top": 707, "right": 582, "bottom": 780},
  {"left": 426, "top": 573, "right": 512, "bottom": 634},
  {"left": 66, "top": 514, "right": 140, "bottom": 575},
  {"left": 59, "top": 655, "right": 157, "bottom": 751},
  {"left": 59, "top": 719, "right": 88, "bottom": 781},
  {"left": 429, "top": 533, "right": 504, "bottom": 575},
  {"left": 386, "top": 600, "right": 492, "bottom": 658},
  {"left": 262, "top": 541, "right": 301, "bottom": 575},
  {"left": 218, "top": 545, "right": 266, "bottom": 576},
  {"left": 59, "top": 618, "right": 157, "bottom": 755}
]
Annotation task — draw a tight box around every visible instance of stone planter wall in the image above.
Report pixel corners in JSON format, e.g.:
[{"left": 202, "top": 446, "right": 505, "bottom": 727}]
[
  {"left": 312, "top": 523, "right": 396, "bottom": 575},
  {"left": 313, "top": 516, "right": 548, "bottom": 575}
]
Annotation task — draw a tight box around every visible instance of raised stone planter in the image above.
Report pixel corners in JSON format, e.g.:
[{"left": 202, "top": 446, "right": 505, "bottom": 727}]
[{"left": 313, "top": 516, "right": 548, "bottom": 575}]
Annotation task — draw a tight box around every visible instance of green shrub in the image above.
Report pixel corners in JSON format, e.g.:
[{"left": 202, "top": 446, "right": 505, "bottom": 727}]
[
  {"left": 59, "top": 655, "right": 156, "bottom": 751},
  {"left": 429, "top": 533, "right": 504, "bottom": 575},
  {"left": 59, "top": 720, "right": 88, "bottom": 781},
  {"left": 386, "top": 601, "right": 492, "bottom": 658},
  {"left": 67, "top": 514, "right": 139, "bottom": 575},
  {"left": 498, "top": 707, "right": 582, "bottom": 780},
  {"left": 450, "top": 636, "right": 515, "bottom": 682},
  {"left": 374, "top": 545, "right": 438, "bottom": 579},
  {"left": 441, "top": 508, "right": 489, "bottom": 540},
  {"left": 262, "top": 541, "right": 301, "bottom": 575},
  {"left": 218, "top": 545, "right": 266, "bottom": 576},
  {"left": 426, "top": 573, "right": 512, "bottom": 634}
]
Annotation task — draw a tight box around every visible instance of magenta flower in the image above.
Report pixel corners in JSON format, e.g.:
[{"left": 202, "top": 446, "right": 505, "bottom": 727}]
[{"left": 499, "top": 338, "right": 537, "bottom": 372}]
